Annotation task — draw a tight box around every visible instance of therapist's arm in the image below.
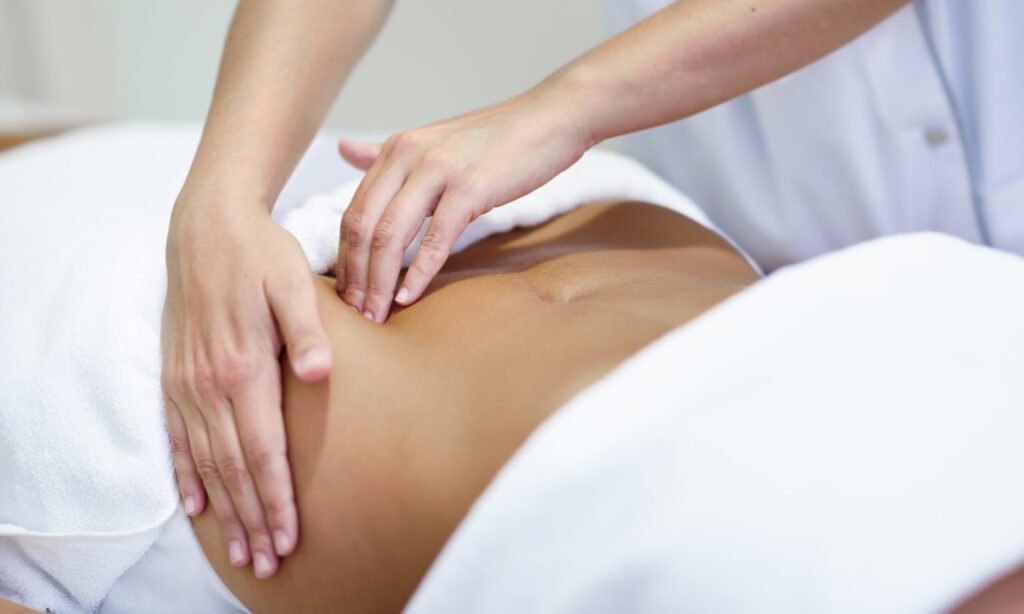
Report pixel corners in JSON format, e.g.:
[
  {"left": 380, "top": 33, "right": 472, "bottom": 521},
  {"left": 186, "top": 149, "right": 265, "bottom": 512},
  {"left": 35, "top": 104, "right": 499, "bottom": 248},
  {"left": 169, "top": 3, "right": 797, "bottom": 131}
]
[
  {"left": 336, "top": 0, "right": 910, "bottom": 322},
  {"left": 163, "top": 0, "right": 393, "bottom": 580},
  {"left": 564, "top": 0, "right": 910, "bottom": 141}
]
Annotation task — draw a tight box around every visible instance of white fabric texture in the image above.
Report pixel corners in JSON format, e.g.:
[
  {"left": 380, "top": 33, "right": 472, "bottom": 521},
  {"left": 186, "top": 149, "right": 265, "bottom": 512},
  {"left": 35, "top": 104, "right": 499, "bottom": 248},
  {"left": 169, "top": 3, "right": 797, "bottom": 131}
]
[
  {"left": 278, "top": 147, "right": 753, "bottom": 276},
  {"left": 0, "top": 123, "right": 360, "bottom": 614},
  {"left": 406, "top": 233, "right": 1024, "bottom": 614},
  {"left": 605, "top": 1, "right": 1024, "bottom": 271},
  {"left": 100, "top": 506, "right": 249, "bottom": 614},
  {"left": 0, "top": 123, "right": 730, "bottom": 613}
]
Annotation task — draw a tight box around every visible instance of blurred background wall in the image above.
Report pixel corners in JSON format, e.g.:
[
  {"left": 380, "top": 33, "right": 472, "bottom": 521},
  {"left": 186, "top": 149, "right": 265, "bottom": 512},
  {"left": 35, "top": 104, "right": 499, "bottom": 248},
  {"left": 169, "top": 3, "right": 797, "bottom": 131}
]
[{"left": 0, "top": 0, "right": 608, "bottom": 134}]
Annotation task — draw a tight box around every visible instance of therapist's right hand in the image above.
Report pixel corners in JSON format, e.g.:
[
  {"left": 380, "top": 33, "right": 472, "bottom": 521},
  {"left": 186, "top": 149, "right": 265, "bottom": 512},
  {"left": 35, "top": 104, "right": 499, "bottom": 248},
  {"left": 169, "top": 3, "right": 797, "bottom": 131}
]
[{"left": 161, "top": 201, "right": 332, "bottom": 580}]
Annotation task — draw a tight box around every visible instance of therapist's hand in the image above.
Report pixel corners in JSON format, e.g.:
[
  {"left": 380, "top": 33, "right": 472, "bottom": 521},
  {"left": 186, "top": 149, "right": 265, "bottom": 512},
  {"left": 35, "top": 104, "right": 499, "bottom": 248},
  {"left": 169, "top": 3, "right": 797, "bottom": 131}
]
[
  {"left": 162, "top": 203, "right": 331, "bottom": 579},
  {"left": 335, "top": 83, "right": 590, "bottom": 322}
]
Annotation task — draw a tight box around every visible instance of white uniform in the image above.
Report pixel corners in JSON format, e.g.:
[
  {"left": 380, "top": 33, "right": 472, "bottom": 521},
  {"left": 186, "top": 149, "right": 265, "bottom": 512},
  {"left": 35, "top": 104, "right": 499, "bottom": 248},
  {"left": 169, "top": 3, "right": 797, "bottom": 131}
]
[{"left": 605, "top": 0, "right": 1024, "bottom": 271}]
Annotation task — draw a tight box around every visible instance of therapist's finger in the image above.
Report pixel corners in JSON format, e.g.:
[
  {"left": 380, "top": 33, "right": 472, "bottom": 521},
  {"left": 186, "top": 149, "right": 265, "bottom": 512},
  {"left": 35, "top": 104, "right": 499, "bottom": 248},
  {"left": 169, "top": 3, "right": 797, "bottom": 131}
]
[
  {"left": 207, "top": 397, "right": 279, "bottom": 579},
  {"left": 181, "top": 403, "right": 250, "bottom": 568},
  {"left": 362, "top": 172, "right": 445, "bottom": 322},
  {"left": 229, "top": 348, "right": 298, "bottom": 559},
  {"left": 338, "top": 138, "right": 382, "bottom": 171},
  {"left": 164, "top": 393, "right": 204, "bottom": 517},
  {"left": 395, "top": 189, "right": 472, "bottom": 306},
  {"left": 266, "top": 272, "right": 331, "bottom": 383},
  {"left": 336, "top": 138, "right": 396, "bottom": 293},
  {"left": 340, "top": 165, "right": 409, "bottom": 316}
]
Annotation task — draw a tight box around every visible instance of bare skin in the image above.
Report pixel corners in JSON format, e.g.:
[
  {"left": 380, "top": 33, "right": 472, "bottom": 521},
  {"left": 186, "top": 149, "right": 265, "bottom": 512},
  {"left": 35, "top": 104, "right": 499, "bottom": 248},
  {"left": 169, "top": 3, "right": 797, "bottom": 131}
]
[
  {"left": 163, "top": 0, "right": 396, "bottom": 577},
  {"left": 337, "top": 0, "right": 913, "bottom": 322},
  {"left": 2, "top": 203, "right": 1021, "bottom": 613},
  {"left": 0, "top": 600, "right": 38, "bottom": 614},
  {"left": 164, "top": 0, "right": 912, "bottom": 576},
  {"left": 191, "top": 200, "right": 758, "bottom": 612},
  {"left": 186, "top": 201, "right": 1024, "bottom": 613},
  {"left": 951, "top": 566, "right": 1024, "bottom": 614}
]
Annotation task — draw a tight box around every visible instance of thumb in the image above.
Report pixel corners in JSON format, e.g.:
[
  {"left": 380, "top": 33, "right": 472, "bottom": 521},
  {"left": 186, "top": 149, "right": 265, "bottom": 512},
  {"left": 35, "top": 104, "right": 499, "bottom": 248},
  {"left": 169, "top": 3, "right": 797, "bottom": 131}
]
[
  {"left": 267, "top": 274, "right": 333, "bottom": 382},
  {"left": 338, "top": 138, "right": 383, "bottom": 171}
]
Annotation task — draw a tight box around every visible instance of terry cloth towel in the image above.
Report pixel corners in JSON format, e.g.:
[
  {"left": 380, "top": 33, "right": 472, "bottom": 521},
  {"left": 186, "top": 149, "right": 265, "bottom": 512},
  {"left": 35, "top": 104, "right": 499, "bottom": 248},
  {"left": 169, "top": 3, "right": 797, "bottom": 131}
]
[
  {"left": 0, "top": 123, "right": 734, "bottom": 613},
  {"left": 405, "top": 234, "right": 1024, "bottom": 614},
  {"left": 277, "top": 149, "right": 755, "bottom": 275}
]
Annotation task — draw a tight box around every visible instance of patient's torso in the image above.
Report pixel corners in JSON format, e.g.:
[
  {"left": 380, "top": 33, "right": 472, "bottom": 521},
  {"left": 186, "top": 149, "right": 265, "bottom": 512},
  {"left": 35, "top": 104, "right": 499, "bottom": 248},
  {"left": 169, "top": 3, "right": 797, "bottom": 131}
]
[{"left": 193, "top": 201, "right": 758, "bottom": 613}]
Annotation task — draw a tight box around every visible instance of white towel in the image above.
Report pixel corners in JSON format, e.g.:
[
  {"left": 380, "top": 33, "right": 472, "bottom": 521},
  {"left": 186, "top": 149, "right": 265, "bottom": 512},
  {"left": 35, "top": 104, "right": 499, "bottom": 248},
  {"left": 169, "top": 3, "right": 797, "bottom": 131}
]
[
  {"left": 278, "top": 147, "right": 753, "bottom": 275},
  {"left": 405, "top": 234, "right": 1024, "bottom": 614},
  {"left": 0, "top": 123, "right": 728, "bottom": 613}
]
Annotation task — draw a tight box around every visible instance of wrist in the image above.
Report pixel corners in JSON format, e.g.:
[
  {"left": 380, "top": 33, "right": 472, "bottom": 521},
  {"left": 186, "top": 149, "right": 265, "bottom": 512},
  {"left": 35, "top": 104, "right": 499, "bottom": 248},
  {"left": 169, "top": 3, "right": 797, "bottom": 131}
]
[
  {"left": 175, "top": 171, "right": 276, "bottom": 215},
  {"left": 171, "top": 176, "right": 274, "bottom": 230},
  {"left": 535, "top": 61, "right": 618, "bottom": 149},
  {"left": 168, "top": 186, "right": 272, "bottom": 250}
]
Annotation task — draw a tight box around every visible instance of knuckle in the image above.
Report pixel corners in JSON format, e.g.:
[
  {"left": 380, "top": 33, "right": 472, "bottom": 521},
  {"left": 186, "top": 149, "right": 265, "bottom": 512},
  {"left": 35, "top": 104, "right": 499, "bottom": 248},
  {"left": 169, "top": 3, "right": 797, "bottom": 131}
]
[
  {"left": 390, "top": 131, "right": 420, "bottom": 155},
  {"left": 383, "top": 133, "right": 402, "bottom": 151},
  {"left": 419, "top": 230, "right": 450, "bottom": 258},
  {"left": 170, "top": 369, "right": 190, "bottom": 397},
  {"left": 168, "top": 433, "right": 191, "bottom": 457},
  {"left": 221, "top": 520, "right": 245, "bottom": 539},
  {"left": 342, "top": 211, "right": 368, "bottom": 248},
  {"left": 193, "top": 367, "right": 219, "bottom": 405},
  {"left": 452, "top": 179, "right": 485, "bottom": 205},
  {"left": 248, "top": 447, "right": 284, "bottom": 480},
  {"left": 248, "top": 530, "right": 273, "bottom": 552},
  {"left": 344, "top": 281, "right": 366, "bottom": 297},
  {"left": 420, "top": 150, "right": 449, "bottom": 174},
  {"left": 264, "top": 493, "right": 293, "bottom": 519},
  {"left": 371, "top": 219, "right": 397, "bottom": 251},
  {"left": 366, "top": 279, "right": 393, "bottom": 297},
  {"left": 219, "top": 458, "right": 252, "bottom": 495},
  {"left": 195, "top": 458, "right": 222, "bottom": 485},
  {"left": 409, "top": 259, "right": 435, "bottom": 279},
  {"left": 216, "top": 355, "right": 253, "bottom": 391}
]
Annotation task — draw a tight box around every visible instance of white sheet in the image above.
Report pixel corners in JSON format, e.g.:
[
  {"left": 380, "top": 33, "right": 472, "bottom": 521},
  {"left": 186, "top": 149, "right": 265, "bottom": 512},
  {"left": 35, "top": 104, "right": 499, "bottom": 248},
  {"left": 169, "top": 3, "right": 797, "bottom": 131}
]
[
  {"left": 277, "top": 144, "right": 753, "bottom": 276},
  {"left": 6, "top": 123, "right": 1020, "bottom": 614},
  {"left": 0, "top": 122, "right": 732, "bottom": 613},
  {"left": 100, "top": 506, "right": 249, "bottom": 614},
  {"left": 0, "top": 123, "right": 361, "bottom": 613},
  {"left": 406, "top": 233, "right": 1024, "bottom": 614}
]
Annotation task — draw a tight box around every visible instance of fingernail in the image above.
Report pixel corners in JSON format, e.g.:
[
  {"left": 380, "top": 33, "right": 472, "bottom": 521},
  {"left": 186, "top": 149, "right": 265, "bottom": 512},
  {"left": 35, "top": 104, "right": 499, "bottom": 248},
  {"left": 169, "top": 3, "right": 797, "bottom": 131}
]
[
  {"left": 254, "top": 552, "right": 273, "bottom": 579},
  {"left": 228, "top": 540, "right": 246, "bottom": 566},
  {"left": 362, "top": 310, "right": 375, "bottom": 322},
  {"left": 350, "top": 305, "right": 359, "bottom": 314},
  {"left": 274, "top": 530, "right": 291, "bottom": 555},
  {"left": 184, "top": 495, "right": 198, "bottom": 516},
  {"left": 395, "top": 287, "right": 410, "bottom": 304},
  {"left": 297, "top": 347, "right": 329, "bottom": 374}
]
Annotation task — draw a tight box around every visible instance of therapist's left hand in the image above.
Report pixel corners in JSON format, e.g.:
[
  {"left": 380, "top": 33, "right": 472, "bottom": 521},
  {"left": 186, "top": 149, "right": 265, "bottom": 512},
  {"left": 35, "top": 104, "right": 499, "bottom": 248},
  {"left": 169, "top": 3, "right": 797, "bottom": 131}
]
[{"left": 335, "top": 82, "right": 591, "bottom": 322}]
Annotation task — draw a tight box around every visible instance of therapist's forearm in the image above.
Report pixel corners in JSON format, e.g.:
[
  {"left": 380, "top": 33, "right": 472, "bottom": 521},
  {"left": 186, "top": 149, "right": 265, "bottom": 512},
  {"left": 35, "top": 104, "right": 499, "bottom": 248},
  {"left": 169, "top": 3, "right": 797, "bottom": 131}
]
[
  {"left": 552, "top": 0, "right": 910, "bottom": 145},
  {"left": 177, "top": 0, "right": 394, "bottom": 213}
]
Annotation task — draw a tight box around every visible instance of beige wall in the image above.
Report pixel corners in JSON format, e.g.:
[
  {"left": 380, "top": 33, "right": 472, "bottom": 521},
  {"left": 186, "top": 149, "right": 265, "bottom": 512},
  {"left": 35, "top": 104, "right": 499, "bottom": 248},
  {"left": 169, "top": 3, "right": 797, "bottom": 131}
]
[{"left": 0, "top": 0, "right": 608, "bottom": 133}]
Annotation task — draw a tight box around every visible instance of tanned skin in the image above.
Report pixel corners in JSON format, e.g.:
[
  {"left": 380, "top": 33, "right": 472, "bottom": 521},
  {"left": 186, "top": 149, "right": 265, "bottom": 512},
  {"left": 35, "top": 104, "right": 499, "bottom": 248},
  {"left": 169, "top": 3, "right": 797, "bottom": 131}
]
[
  {"left": 4, "top": 201, "right": 1021, "bottom": 612},
  {"left": 164, "top": 1, "right": 911, "bottom": 577},
  {"left": 192, "top": 200, "right": 759, "bottom": 612}
]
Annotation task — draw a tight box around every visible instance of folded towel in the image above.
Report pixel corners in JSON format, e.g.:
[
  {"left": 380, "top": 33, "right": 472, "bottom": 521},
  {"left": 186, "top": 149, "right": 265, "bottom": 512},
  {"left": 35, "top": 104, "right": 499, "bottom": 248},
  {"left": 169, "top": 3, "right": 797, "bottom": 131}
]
[
  {"left": 0, "top": 123, "right": 730, "bottom": 613},
  {"left": 405, "top": 234, "right": 1024, "bottom": 614},
  {"left": 278, "top": 147, "right": 751, "bottom": 275}
]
